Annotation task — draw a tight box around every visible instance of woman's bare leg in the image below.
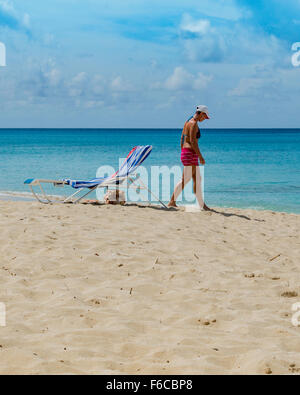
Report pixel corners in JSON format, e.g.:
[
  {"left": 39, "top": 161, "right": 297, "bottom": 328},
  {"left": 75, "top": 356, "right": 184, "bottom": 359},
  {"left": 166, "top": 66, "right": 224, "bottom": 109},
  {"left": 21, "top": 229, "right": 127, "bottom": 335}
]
[
  {"left": 168, "top": 166, "right": 193, "bottom": 207},
  {"left": 192, "top": 166, "right": 210, "bottom": 210},
  {"left": 192, "top": 166, "right": 197, "bottom": 194}
]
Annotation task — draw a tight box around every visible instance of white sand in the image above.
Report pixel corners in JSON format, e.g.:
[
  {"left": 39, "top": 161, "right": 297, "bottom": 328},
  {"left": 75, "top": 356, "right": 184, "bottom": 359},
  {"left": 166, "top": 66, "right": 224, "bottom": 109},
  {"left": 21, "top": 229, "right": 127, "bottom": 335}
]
[{"left": 0, "top": 201, "right": 299, "bottom": 375}]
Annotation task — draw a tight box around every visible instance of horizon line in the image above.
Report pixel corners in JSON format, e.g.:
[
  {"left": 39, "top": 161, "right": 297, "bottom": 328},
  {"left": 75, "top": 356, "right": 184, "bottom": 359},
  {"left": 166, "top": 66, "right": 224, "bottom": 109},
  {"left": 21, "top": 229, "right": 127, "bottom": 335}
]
[{"left": 0, "top": 127, "right": 300, "bottom": 130}]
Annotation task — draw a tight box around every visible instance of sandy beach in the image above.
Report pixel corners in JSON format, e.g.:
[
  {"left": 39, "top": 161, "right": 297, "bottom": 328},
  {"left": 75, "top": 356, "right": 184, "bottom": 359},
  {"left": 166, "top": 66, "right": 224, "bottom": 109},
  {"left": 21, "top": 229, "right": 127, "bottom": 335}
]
[{"left": 0, "top": 200, "right": 299, "bottom": 375}]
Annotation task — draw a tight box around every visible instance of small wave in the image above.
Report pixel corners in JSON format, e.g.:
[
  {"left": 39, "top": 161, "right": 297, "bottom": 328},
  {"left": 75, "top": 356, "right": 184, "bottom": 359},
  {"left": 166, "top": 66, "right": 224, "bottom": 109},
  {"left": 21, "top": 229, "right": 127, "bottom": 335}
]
[
  {"left": 208, "top": 184, "right": 300, "bottom": 193},
  {"left": 0, "top": 190, "right": 63, "bottom": 202}
]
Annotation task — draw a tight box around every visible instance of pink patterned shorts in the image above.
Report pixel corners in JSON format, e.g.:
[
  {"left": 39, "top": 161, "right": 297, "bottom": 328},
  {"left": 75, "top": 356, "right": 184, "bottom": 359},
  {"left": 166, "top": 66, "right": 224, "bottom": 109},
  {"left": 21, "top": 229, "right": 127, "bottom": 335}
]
[{"left": 181, "top": 148, "right": 199, "bottom": 166}]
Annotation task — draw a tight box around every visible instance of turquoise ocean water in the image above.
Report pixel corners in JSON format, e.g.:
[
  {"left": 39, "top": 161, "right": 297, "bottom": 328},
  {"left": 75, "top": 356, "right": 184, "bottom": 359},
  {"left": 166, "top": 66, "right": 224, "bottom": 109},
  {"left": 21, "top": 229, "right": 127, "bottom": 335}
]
[{"left": 0, "top": 128, "right": 299, "bottom": 213}]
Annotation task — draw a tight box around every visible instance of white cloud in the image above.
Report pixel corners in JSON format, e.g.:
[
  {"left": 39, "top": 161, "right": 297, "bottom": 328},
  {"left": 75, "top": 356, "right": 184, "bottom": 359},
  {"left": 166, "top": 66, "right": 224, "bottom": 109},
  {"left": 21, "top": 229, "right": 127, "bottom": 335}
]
[
  {"left": 72, "top": 72, "right": 88, "bottom": 84},
  {"left": 0, "top": 0, "right": 31, "bottom": 31},
  {"left": 194, "top": 0, "right": 252, "bottom": 21},
  {"left": 228, "top": 64, "right": 283, "bottom": 98},
  {"left": 183, "top": 35, "right": 226, "bottom": 63},
  {"left": 0, "top": 55, "right": 141, "bottom": 111},
  {"left": 68, "top": 72, "right": 88, "bottom": 97},
  {"left": 92, "top": 75, "right": 105, "bottom": 95},
  {"left": 229, "top": 77, "right": 265, "bottom": 97},
  {"left": 44, "top": 68, "right": 61, "bottom": 87},
  {"left": 180, "top": 15, "right": 211, "bottom": 35},
  {"left": 165, "top": 66, "right": 212, "bottom": 91},
  {"left": 0, "top": 0, "right": 14, "bottom": 13},
  {"left": 165, "top": 67, "right": 191, "bottom": 90},
  {"left": 194, "top": 72, "right": 213, "bottom": 89},
  {"left": 179, "top": 12, "right": 290, "bottom": 66},
  {"left": 179, "top": 14, "right": 226, "bottom": 62},
  {"left": 84, "top": 100, "right": 105, "bottom": 109},
  {"left": 110, "top": 76, "right": 133, "bottom": 91},
  {"left": 23, "top": 13, "right": 30, "bottom": 28}
]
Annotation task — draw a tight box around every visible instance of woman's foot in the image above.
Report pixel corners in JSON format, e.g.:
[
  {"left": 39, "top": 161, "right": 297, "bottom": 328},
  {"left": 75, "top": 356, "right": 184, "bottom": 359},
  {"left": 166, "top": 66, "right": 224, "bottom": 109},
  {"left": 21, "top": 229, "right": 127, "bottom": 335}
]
[
  {"left": 168, "top": 200, "right": 178, "bottom": 208},
  {"left": 203, "top": 203, "right": 211, "bottom": 211}
]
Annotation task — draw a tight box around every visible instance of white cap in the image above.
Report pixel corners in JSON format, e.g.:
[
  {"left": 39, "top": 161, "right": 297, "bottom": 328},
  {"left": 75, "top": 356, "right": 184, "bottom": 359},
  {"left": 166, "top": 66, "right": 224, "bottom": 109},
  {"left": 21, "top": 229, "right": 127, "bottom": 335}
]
[{"left": 196, "top": 105, "right": 210, "bottom": 119}]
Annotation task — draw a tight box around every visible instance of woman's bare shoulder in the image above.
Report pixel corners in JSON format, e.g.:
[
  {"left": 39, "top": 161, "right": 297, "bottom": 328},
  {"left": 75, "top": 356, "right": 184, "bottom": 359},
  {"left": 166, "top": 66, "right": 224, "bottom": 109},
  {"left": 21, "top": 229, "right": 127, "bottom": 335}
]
[{"left": 186, "top": 119, "right": 197, "bottom": 131}]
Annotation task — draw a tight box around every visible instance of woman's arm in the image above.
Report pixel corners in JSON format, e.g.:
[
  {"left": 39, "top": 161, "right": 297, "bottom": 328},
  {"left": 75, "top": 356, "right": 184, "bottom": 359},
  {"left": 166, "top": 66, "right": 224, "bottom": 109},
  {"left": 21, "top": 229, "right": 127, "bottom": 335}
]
[
  {"left": 180, "top": 122, "right": 187, "bottom": 149},
  {"left": 190, "top": 123, "right": 205, "bottom": 164},
  {"left": 190, "top": 124, "right": 202, "bottom": 157}
]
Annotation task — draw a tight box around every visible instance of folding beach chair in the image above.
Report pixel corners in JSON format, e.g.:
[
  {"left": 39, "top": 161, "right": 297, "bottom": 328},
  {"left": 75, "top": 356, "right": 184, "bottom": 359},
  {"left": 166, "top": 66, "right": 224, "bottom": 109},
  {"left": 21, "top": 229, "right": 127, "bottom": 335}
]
[{"left": 24, "top": 145, "right": 167, "bottom": 208}]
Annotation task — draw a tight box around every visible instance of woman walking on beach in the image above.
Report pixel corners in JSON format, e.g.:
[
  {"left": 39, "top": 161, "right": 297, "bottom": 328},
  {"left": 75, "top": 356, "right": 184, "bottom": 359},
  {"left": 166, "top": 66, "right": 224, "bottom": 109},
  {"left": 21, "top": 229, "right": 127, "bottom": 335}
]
[{"left": 168, "top": 105, "right": 211, "bottom": 210}]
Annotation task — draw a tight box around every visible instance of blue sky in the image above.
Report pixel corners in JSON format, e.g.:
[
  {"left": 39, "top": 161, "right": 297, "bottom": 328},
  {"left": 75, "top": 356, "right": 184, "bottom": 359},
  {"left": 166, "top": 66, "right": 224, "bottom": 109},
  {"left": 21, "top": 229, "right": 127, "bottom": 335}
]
[{"left": 0, "top": 0, "right": 299, "bottom": 128}]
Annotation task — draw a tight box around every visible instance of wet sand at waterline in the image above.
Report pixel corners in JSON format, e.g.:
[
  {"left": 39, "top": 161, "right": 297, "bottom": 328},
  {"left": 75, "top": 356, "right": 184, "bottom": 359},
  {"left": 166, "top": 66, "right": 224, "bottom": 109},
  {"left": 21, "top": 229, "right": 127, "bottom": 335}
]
[{"left": 0, "top": 201, "right": 299, "bottom": 375}]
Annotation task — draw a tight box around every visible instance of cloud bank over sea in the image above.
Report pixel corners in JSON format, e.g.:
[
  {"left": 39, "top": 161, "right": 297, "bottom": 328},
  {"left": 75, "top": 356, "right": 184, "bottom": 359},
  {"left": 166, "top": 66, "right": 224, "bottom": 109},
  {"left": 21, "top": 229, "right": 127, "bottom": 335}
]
[{"left": 0, "top": 0, "right": 299, "bottom": 128}]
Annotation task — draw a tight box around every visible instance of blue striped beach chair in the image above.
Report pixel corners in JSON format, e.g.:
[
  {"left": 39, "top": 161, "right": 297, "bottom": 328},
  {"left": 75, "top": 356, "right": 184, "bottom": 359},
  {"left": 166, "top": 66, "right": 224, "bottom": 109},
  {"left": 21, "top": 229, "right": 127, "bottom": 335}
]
[{"left": 24, "top": 145, "right": 166, "bottom": 207}]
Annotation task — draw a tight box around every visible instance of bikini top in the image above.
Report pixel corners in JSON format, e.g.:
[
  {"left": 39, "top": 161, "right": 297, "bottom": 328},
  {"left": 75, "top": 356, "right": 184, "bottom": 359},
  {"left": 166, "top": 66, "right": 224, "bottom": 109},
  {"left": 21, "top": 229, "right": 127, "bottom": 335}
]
[{"left": 182, "top": 116, "right": 201, "bottom": 145}]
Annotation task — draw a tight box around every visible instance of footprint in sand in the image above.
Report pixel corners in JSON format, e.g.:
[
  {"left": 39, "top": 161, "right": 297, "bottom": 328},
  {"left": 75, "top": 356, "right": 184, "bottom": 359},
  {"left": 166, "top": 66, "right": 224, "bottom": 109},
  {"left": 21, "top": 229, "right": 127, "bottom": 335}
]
[
  {"left": 244, "top": 273, "right": 263, "bottom": 278},
  {"left": 281, "top": 291, "right": 298, "bottom": 298},
  {"left": 198, "top": 319, "right": 217, "bottom": 326},
  {"left": 289, "top": 364, "right": 300, "bottom": 373}
]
